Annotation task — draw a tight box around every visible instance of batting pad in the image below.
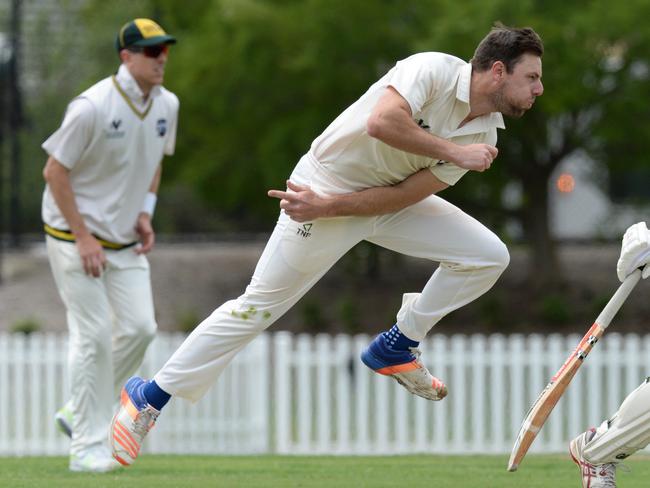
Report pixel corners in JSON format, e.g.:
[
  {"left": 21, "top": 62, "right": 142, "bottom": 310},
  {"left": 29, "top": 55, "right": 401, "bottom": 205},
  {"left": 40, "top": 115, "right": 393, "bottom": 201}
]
[{"left": 584, "top": 377, "right": 650, "bottom": 464}]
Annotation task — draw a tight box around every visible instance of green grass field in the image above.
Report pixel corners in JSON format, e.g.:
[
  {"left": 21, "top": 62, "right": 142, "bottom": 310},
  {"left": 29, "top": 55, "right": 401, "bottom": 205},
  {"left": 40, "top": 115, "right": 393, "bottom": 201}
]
[{"left": 1, "top": 454, "right": 648, "bottom": 487}]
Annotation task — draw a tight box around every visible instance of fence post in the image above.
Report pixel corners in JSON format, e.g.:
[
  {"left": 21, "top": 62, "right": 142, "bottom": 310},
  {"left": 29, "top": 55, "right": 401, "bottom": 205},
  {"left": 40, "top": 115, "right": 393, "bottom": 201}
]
[
  {"left": 354, "top": 334, "right": 370, "bottom": 453},
  {"left": 489, "top": 334, "right": 506, "bottom": 451},
  {"left": 315, "top": 334, "right": 330, "bottom": 453},
  {"left": 0, "top": 333, "right": 8, "bottom": 455},
  {"left": 296, "top": 334, "right": 312, "bottom": 453},
  {"left": 470, "top": 334, "right": 486, "bottom": 453},
  {"left": 334, "top": 334, "right": 351, "bottom": 454},
  {"left": 548, "top": 334, "right": 565, "bottom": 449},
  {"left": 29, "top": 333, "right": 42, "bottom": 454},
  {"left": 274, "top": 332, "right": 292, "bottom": 454},
  {"left": 255, "top": 333, "right": 271, "bottom": 452},
  {"left": 509, "top": 335, "right": 525, "bottom": 449}
]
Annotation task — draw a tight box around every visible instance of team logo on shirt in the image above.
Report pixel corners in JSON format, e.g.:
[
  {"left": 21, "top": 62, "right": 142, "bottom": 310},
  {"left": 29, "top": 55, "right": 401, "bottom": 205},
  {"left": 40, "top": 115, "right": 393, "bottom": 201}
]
[
  {"left": 156, "top": 118, "right": 167, "bottom": 137},
  {"left": 105, "top": 119, "right": 125, "bottom": 139}
]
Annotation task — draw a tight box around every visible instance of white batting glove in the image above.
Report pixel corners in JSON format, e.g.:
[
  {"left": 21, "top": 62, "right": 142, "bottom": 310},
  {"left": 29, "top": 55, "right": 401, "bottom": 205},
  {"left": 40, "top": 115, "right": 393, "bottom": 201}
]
[{"left": 617, "top": 222, "right": 650, "bottom": 282}]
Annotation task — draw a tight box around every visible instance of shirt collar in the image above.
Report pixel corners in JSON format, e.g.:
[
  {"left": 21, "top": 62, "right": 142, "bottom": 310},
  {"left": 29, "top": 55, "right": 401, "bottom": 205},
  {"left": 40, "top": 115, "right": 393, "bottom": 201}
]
[
  {"left": 456, "top": 63, "right": 472, "bottom": 104},
  {"left": 115, "top": 64, "right": 162, "bottom": 104},
  {"left": 452, "top": 62, "right": 506, "bottom": 134}
]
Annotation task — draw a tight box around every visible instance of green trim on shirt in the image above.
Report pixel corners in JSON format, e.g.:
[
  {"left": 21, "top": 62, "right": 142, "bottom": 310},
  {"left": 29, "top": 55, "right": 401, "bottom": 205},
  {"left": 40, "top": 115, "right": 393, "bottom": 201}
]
[{"left": 111, "top": 75, "right": 153, "bottom": 120}]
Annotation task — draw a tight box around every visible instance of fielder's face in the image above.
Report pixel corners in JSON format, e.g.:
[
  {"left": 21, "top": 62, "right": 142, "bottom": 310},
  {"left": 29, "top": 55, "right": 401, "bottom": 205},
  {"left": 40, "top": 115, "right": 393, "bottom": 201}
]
[
  {"left": 491, "top": 53, "right": 544, "bottom": 118},
  {"left": 123, "top": 44, "right": 169, "bottom": 95}
]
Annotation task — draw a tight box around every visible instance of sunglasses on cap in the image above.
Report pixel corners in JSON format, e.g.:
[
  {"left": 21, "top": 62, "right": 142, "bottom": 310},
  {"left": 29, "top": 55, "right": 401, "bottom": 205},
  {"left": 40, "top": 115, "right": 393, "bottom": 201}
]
[{"left": 127, "top": 44, "right": 169, "bottom": 58}]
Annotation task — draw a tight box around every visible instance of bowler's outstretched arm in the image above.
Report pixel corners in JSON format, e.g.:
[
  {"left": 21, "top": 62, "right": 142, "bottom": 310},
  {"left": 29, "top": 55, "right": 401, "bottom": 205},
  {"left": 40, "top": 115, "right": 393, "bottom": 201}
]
[{"left": 268, "top": 169, "right": 447, "bottom": 222}]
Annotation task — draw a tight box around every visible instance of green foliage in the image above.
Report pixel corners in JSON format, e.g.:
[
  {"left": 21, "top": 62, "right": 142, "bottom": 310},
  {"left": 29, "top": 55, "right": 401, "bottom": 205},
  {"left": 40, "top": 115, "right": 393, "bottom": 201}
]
[
  {"left": 591, "top": 293, "right": 613, "bottom": 319},
  {"left": 300, "top": 299, "right": 326, "bottom": 333},
  {"left": 11, "top": 0, "right": 650, "bottom": 286},
  {"left": 477, "top": 293, "right": 507, "bottom": 330},
  {"left": 10, "top": 317, "right": 41, "bottom": 335},
  {"left": 538, "top": 293, "right": 571, "bottom": 325},
  {"left": 157, "top": 0, "right": 437, "bottom": 229},
  {"left": 336, "top": 295, "right": 361, "bottom": 334}
]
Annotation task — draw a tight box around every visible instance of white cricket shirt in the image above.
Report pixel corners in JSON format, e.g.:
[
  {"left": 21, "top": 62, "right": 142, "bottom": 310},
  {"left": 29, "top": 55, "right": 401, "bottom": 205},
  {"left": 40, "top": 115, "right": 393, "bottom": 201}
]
[
  {"left": 310, "top": 52, "right": 505, "bottom": 189},
  {"left": 42, "top": 64, "right": 179, "bottom": 243}
]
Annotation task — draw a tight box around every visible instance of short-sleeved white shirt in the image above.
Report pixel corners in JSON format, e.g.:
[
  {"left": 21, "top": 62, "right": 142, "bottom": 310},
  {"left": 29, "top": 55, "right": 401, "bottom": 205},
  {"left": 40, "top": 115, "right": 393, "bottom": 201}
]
[
  {"left": 42, "top": 64, "right": 179, "bottom": 243},
  {"left": 309, "top": 52, "right": 505, "bottom": 190}
]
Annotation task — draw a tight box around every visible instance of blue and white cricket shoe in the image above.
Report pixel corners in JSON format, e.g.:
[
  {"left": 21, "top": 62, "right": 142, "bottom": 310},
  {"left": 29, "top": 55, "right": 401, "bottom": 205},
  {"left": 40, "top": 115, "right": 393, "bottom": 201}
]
[{"left": 361, "top": 334, "right": 447, "bottom": 401}]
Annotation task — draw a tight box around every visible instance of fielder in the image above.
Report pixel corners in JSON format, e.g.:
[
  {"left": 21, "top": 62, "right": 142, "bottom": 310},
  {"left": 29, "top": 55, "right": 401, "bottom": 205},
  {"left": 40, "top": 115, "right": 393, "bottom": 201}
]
[
  {"left": 570, "top": 221, "right": 650, "bottom": 487},
  {"left": 109, "top": 24, "right": 544, "bottom": 465},
  {"left": 42, "top": 19, "right": 178, "bottom": 472}
]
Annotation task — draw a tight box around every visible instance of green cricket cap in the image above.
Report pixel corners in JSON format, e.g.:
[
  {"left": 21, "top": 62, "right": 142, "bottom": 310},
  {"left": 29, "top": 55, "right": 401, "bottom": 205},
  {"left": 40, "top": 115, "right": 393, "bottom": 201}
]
[{"left": 115, "top": 18, "right": 176, "bottom": 52}]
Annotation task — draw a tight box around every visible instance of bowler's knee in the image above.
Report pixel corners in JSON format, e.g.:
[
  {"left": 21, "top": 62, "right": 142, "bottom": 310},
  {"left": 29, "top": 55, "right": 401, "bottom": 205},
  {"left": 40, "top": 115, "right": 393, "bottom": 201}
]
[
  {"left": 465, "top": 237, "right": 509, "bottom": 280},
  {"left": 488, "top": 239, "right": 510, "bottom": 273}
]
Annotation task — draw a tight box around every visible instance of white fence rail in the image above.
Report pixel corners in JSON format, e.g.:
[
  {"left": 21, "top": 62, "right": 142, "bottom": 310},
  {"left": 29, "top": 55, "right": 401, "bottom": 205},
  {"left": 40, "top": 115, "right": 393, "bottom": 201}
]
[{"left": 1, "top": 331, "right": 650, "bottom": 456}]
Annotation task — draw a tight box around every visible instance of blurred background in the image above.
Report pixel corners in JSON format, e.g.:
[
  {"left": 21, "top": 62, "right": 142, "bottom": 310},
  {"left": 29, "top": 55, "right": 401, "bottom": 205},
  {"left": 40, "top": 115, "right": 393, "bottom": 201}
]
[{"left": 2, "top": 0, "right": 650, "bottom": 336}]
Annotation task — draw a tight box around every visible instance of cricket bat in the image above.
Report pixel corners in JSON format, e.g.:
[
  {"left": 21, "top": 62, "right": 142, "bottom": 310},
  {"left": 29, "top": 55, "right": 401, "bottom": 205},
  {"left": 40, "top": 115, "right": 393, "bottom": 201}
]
[{"left": 507, "top": 268, "right": 642, "bottom": 472}]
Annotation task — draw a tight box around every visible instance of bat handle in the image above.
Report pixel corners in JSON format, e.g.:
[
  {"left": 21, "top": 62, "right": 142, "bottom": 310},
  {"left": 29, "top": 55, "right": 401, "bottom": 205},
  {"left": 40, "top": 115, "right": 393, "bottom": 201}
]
[{"left": 595, "top": 269, "right": 642, "bottom": 330}]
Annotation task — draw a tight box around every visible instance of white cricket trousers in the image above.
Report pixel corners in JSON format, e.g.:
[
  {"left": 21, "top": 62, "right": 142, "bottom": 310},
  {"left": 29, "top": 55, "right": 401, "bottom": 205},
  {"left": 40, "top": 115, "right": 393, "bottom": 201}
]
[
  {"left": 46, "top": 236, "right": 157, "bottom": 456},
  {"left": 155, "top": 155, "right": 510, "bottom": 402}
]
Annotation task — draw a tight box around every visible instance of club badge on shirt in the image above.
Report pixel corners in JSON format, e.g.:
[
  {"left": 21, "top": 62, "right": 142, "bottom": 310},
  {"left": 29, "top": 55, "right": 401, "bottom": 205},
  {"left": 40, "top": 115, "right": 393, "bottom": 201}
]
[{"left": 156, "top": 118, "right": 167, "bottom": 137}]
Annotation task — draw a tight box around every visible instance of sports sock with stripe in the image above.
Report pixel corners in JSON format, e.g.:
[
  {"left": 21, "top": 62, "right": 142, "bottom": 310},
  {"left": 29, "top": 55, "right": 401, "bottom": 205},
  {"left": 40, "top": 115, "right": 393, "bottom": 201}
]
[{"left": 382, "top": 324, "right": 419, "bottom": 351}]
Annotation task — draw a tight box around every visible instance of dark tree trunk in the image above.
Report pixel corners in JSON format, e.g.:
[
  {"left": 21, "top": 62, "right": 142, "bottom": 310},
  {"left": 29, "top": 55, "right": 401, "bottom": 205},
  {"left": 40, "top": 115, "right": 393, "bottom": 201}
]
[{"left": 520, "top": 165, "right": 562, "bottom": 291}]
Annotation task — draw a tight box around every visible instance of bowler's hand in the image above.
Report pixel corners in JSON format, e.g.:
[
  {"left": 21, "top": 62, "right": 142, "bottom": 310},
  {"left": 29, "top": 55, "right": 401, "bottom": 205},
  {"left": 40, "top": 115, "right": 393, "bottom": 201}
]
[
  {"left": 451, "top": 144, "right": 498, "bottom": 172},
  {"left": 267, "top": 181, "right": 332, "bottom": 222},
  {"left": 135, "top": 213, "right": 155, "bottom": 254},
  {"left": 76, "top": 233, "right": 106, "bottom": 277}
]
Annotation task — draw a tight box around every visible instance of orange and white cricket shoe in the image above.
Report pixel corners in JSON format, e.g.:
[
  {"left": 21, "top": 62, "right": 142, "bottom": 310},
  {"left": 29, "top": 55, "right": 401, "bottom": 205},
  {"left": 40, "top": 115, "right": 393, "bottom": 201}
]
[
  {"left": 110, "top": 376, "right": 160, "bottom": 466},
  {"left": 361, "top": 333, "right": 447, "bottom": 401}
]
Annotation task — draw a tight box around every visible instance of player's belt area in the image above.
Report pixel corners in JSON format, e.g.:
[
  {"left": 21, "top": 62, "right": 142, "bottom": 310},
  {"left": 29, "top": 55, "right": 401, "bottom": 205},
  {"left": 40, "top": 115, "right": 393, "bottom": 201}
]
[{"left": 44, "top": 224, "right": 138, "bottom": 250}]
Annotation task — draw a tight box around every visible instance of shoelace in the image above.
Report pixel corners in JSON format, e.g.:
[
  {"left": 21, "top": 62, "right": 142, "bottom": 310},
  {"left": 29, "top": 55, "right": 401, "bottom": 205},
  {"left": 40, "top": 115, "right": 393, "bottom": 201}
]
[
  {"left": 595, "top": 463, "right": 616, "bottom": 487},
  {"left": 407, "top": 346, "right": 422, "bottom": 362},
  {"left": 133, "top": 407, "right": 159, "bottom": 439},
  {"left": 582, "top": 461, "right": 619, "bottom": 487}
]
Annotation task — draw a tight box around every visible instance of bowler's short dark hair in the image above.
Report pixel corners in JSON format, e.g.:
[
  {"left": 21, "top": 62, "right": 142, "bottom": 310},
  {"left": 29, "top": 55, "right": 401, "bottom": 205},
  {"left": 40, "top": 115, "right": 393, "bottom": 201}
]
[{"left": 471, "top": 23, "right": 544, "bottom": 73}]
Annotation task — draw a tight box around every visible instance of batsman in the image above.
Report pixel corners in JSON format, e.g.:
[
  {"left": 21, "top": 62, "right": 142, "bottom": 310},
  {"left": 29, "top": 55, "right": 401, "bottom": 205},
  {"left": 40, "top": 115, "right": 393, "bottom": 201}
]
[
  {"left": 570, "top": 222, "right": 650, "bottom": 488},
  {"left": 109, "top": 24, "right": 544, "bottom": 464}
]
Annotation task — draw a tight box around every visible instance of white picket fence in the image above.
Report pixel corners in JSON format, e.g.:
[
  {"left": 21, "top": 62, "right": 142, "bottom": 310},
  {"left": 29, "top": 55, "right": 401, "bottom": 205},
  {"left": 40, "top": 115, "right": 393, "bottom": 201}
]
[
  {"left": 0, "top": 332, "right": 270, "bottom": 456},
  {"left": 1, "top": 331, "right": 650, "bottom": 456}
]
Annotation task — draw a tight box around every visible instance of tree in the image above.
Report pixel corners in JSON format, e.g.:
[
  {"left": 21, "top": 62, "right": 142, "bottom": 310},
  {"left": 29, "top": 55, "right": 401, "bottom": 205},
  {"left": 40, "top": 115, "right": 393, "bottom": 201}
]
[
  {"left": 416, "top": 0, "right": 650, "bottom": 288},
  {"left": 155, "top": 0, "right": 437, "bottom": 230},
  {"left": 17, "top": 0, "right": 650, "bottom": 290}
]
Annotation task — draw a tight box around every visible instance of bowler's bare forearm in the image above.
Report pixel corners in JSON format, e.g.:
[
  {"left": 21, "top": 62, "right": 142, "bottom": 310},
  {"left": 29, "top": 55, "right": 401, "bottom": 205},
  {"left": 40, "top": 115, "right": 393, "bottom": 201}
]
[
  {"left": 148, "top": 163, "right": 162, "bottom": 193},
  {"left": 269, "top": 169, "right": 448, "bottom": 221},
  {"left": 323, "top": 169, "right": 448, "bottom": 217},
  {"left": 42, "top": 156, "right": 91, "bottom": 238}
]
